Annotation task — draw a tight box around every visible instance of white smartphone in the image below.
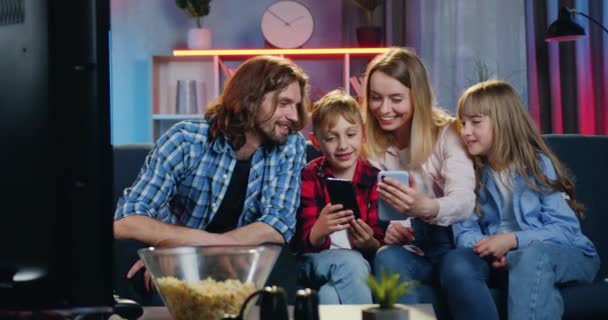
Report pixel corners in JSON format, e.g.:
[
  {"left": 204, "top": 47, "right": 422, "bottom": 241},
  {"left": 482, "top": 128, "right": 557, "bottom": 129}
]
[{"left": 378, "top": 170, "right": 410, "bottom": 221}]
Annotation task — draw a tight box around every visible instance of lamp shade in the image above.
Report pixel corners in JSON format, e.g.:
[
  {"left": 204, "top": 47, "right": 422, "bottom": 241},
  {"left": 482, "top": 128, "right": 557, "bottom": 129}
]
[{"left": 546, "top": 6, "right": 586, "bottom": 42}]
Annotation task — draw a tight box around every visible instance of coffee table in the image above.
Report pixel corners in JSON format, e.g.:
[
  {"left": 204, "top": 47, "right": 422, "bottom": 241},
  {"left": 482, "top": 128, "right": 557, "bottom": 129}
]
[{"left": 116, "top": 304, "right": 436, "bottom": 320}]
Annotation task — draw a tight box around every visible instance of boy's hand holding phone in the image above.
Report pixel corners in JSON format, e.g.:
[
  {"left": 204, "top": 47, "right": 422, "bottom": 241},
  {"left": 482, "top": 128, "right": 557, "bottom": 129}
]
[
  {"left": 308, "top": 203, "right": 354, "bottom": 248},
  {"left": 347, "top": 219, "right": 380, "bottom": 250}
]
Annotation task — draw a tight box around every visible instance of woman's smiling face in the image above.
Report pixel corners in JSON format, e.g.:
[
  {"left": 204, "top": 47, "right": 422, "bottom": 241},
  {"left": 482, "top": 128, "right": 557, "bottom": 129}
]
[{"left": 368, "top": 70, "right": 413, "bottom": 133}]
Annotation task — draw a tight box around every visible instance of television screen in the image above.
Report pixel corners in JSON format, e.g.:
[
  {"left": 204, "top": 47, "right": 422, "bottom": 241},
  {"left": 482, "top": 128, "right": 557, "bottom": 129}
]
[{"left": 0, "top": 0, "right": 114, "bottom": 311}]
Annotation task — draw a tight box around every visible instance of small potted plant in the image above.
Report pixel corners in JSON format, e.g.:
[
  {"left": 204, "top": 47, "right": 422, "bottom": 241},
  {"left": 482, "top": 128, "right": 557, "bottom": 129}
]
[
  {"left": 466, "top": 57, "right": 494, "bottom": 86},
  {"left": 351, "top": 0, "right": 384, "bottom": 46},
  {"left": 175, "top": 0, "right": 213, "bottom": 49},
  {"left": 363, "top": 269, "right": 414, "bottom": 320}
]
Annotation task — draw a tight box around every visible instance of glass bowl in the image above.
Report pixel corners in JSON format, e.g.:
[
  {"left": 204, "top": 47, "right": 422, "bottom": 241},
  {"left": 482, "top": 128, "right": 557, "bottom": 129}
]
[{"left": 138, "top": 244, "right": 282, "bottom": 320}]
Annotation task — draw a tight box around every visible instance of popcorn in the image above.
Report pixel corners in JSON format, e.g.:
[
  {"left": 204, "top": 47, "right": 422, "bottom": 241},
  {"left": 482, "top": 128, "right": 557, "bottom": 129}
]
[{"left": 156, "top": 276, "right": 256, "bottom": 320}]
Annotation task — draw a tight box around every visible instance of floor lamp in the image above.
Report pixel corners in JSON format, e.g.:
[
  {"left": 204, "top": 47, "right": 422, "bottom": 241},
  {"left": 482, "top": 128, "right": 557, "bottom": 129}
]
[{"left": 545, "top": 6, "right": 608, "bottom": 42}]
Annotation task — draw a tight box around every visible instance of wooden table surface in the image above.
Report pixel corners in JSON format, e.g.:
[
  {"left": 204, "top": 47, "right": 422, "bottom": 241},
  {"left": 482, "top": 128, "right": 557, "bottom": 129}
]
[{"left": 111, "top": 304, "right": 436, "bottom": 320}]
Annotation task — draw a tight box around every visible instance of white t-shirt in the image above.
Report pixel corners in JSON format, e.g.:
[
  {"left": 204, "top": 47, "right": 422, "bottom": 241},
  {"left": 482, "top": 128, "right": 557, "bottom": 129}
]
[
  {"left": 490, "top": 166, "right": 521, "bottom": 234},
  {"left": 330, "top": 229, "right": 352, "bottom": 249}
]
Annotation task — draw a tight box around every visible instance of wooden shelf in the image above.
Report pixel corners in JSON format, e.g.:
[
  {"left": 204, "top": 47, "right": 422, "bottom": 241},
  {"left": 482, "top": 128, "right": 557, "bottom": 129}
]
[
  {"left": 151, "top": 48, "right": 389, "bottom": 141},
  {"left": 152, "top": 114, "right": 203, "bottom": 120},
  {"left": 173, "top": 48, "right": 390, "bottom": 57}
]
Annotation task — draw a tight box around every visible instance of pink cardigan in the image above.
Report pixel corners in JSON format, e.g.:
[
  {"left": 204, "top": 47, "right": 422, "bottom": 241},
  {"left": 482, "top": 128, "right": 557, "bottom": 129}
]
[{"left": 368, "top": 125, "right": 476, "bottom": 226}]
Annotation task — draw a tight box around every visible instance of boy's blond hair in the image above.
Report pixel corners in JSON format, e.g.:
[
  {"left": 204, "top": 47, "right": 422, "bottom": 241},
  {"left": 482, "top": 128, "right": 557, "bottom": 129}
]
[
  {"left": 310, "top": 89, "right": 366, "bottom": 157},
  {"left": 311, "top": 89, "right": 364, "bottom": 136}
]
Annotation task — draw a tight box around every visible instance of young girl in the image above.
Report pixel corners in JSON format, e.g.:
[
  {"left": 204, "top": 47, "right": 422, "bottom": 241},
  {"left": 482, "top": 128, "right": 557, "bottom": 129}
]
[
  {"left": 363, "top": 47, "right": 475, "bottom": 314},
  {"left": 443, "top": 80, "right": 599, "bottom": 320}
]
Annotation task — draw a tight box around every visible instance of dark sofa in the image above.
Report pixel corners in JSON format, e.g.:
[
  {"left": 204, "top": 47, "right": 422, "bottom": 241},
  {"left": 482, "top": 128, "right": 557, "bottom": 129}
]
[
  {"left": 542, "top": 135, "right": 608, "bottom": 319},
  {"left": 112, "top": 135, "right": 608, "bottom": 318}
]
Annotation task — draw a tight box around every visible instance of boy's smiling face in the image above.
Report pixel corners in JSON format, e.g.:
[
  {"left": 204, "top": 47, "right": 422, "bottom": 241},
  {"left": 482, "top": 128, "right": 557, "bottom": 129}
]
[{"left": 312, "top": 115, "right": 365, "bottom": 180}]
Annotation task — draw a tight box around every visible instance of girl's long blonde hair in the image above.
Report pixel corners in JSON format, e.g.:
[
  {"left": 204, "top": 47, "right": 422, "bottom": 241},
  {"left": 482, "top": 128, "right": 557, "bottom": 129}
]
[
  {"left": 363, "top": 47, "right": 453, "bottom": 168},
  {"left": 457, "top": 80, "right": 584, "bottom": 217}
]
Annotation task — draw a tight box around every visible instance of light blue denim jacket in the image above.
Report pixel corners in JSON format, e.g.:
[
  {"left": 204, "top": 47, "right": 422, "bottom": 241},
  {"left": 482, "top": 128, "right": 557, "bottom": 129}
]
[{"left": 453, "top": 154, "right": 597, "bottom": 256}]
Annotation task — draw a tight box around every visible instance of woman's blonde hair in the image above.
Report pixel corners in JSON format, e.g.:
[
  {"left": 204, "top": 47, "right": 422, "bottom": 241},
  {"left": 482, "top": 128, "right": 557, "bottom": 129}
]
[
  {"left": 457, "top": 80, "right": 584, "bottom": 217},
  {"left": 363, "top": 47, "right": 453, "bottom": 168}
]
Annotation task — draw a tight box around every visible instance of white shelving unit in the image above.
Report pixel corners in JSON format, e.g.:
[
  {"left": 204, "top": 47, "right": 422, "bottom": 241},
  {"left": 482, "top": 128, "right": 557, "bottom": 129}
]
[
  {"left": 152, "top": 114, "right": 204, "bottom": 120},
  {"left": 151, "top": 48, "right": 389, "bottom": 140}
]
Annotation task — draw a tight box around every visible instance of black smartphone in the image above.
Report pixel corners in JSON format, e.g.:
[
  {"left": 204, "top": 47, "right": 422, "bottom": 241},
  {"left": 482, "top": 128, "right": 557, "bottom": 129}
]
[{"left": 325, "top": 178, "right": 361, "bottom": 219}]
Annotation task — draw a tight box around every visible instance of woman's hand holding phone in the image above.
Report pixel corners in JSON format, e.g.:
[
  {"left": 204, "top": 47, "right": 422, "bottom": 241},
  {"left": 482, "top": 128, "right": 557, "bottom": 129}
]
[
  {"left": 309, "top": 203, "right": 354, "bottom": 248},
  {"left": 347, "top": 219, "right": 380, "bottom": 250},
  {"left": 378, "top": 173, "right": 439, "bottom": 220}
]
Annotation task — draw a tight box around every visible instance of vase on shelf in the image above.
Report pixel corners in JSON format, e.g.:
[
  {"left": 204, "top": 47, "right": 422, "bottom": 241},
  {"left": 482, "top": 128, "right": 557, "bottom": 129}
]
[
  {"left": 176, "top": 80, "right": 199, "bottom": 114},
  {"left": 187, "top": 28, "right": 212, "bottom": 49},
  {"left": 356, "top": 26, "right": 383, "bottom": 47}
]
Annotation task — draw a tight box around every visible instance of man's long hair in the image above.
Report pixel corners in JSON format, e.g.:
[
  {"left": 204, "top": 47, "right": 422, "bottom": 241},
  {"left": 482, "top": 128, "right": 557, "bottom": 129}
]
[{"left": 205, "top": 56, "right": 309, "bottom": 150}]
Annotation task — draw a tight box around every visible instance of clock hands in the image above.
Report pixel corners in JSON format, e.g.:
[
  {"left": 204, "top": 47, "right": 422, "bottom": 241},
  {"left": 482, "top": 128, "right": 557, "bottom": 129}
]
[
  {"left": 267, "top": 9, "right": 305, "bottom": 28},
  {"left": 288, "top": 16, "right": 304, "bottom": 25},
  {"left": 267, "top": 9, "right": 291, "bottom": 27}
]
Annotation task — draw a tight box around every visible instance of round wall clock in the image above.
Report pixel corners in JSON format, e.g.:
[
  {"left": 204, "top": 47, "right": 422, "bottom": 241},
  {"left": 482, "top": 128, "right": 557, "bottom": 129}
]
[{"left": 261, "top": 1, "right": 314, "bottom": 49}]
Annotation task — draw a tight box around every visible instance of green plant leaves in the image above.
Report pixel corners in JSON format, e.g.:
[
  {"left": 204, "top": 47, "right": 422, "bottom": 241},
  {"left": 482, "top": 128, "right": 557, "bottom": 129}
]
[
  {"left": 175, "top": 0, "right": 211, "bottom": 28},
  {"left": 366, "top": 268, "right": 415, "bottom": 309}
]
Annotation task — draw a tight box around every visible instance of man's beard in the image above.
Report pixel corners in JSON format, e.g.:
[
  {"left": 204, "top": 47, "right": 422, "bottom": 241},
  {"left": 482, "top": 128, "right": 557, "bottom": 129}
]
[{"left": 257, "top": 121, "right": 292, "bottom": 146}]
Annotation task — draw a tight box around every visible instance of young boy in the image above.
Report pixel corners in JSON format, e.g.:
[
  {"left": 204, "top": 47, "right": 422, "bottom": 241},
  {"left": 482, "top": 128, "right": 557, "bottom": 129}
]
[{"left": 296, "top": 89, "right": 384, "bottom": 304}]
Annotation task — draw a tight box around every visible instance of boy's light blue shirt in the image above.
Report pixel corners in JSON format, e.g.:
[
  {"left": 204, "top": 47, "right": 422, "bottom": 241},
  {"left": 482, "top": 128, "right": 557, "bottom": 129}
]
[
  {"left": 453, "top": 154, "right": 597, "bottom": 256},
  {"left": 114, "top": 120, "right": 307, "bottom": 242}
]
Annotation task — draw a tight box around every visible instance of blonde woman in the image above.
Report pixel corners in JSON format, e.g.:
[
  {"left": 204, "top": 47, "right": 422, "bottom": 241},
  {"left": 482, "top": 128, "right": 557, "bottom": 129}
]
[{"left": 363, "top": 47, "right": 476, "bottom": 314}]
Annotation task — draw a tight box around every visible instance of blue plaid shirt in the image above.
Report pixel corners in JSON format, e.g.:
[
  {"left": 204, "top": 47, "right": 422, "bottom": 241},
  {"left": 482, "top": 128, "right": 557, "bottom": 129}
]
[{"left": 114, "top": 120, "right": 307, "bottom": 242}]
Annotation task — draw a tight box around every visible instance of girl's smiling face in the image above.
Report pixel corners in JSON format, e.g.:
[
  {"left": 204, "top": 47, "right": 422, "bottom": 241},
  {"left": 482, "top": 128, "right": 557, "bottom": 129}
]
[{"left": 460, "top": 113, "right": 494, "bottom": 158}]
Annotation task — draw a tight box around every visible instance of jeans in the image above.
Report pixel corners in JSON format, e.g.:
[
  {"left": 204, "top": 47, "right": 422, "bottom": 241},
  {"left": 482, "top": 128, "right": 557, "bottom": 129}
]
[
  {"left": 440, "top": 242, "right": 600, "bottom": 320},
  {"left": 440, "top": 248, "right": 501, "bottom": 320},
  {"left": 298, "top": 249, "right": 373, "bottom": 304},
  {"left": 373, "top": 221, "right": 453, "bottom": 319}
]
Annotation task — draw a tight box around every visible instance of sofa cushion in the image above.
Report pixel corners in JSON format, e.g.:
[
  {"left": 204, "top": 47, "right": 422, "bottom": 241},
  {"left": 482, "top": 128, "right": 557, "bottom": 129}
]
[
  {"left": 112, "top": 144, "right": 153, "bottom": 204},
  {"left": 544, "top": 134, "right": 608, "bottom": 282},
  {"left": 562, "top": 283, "right": 608, "bottom": 319}
]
